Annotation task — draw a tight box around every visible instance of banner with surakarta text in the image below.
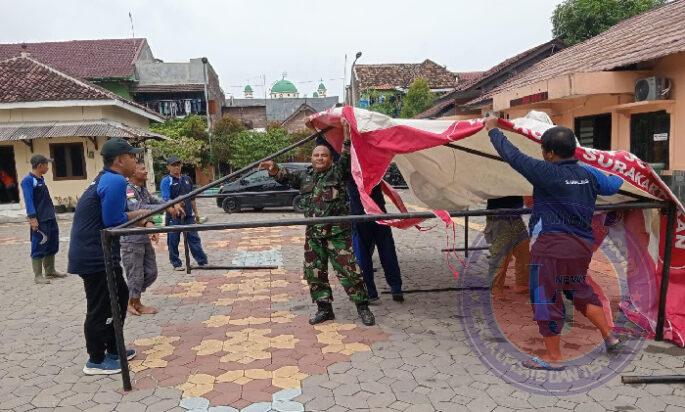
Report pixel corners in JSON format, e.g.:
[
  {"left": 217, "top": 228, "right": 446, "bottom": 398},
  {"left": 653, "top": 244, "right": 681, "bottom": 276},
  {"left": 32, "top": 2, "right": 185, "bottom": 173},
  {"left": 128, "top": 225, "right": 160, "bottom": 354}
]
[{"left": 308, "top": 106, "right": 685, "bottom": 347}]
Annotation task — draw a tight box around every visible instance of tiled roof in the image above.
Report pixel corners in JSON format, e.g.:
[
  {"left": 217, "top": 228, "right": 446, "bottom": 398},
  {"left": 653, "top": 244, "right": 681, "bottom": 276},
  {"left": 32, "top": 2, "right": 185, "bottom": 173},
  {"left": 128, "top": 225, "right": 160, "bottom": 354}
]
[
  {"left": 0, "top": 55, "right": 163, "bottom": 120},
  {"left": 0, "top": 38, "right": 146, "bottom": 79},
  {"left": 454, "top": 71, "right": 484, "bottom": 84},
  {"left": 225, "top": 96, "right": 339, "bottom": 122},
  {"left": 354, "top": 59, "right": 456, "bottom": 91},
  {"left": 267, "top": 96, "right": 338, "bottom": 122},
  {"left": 281, "top": 103, "right": 317, "bottom": 126},
  {"left": 480, "top": 0, "right": 685, "bottom": 104},
  {"left": 225, "top": 98, "right": 267, "bottom": 107},
  {"left": 0, "top": 119, "right": 167, "bottom": 142},
  {"left": 0, "top": 55, "right": 114, "bottom": 102},
  {"left": 415, "top": 39, "right": 565, "bottom": 118},
  {"left": 454, "top": 39, "right": 565, "bottom": 93}
]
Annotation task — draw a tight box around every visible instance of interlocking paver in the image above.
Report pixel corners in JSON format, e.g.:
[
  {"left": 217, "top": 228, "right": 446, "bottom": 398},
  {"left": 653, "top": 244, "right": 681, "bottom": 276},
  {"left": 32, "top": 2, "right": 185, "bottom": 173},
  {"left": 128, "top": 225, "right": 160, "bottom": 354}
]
[{"left": 2, "top": 196, "right": 685, "bottom": 411}]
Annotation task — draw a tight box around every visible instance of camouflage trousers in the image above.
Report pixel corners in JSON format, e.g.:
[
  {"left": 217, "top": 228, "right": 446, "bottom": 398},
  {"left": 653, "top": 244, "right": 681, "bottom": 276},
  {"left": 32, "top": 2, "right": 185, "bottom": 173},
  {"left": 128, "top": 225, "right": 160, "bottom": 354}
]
[
  {"left": 484, "top": 216, "right": 530, "bottom": 294},
  {"left": 303, "top": 228, "right": 369, "bottom": 304}
]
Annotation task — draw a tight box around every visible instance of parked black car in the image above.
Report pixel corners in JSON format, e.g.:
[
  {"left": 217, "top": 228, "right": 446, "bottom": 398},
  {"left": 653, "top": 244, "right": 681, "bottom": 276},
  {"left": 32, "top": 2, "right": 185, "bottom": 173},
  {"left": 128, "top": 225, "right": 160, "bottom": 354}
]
[
  {"left": 217, "top": 163, "right": 309, "bottom": 213},
  {"left": 384, "top": 162, "right": 407, "bottom": 188}
]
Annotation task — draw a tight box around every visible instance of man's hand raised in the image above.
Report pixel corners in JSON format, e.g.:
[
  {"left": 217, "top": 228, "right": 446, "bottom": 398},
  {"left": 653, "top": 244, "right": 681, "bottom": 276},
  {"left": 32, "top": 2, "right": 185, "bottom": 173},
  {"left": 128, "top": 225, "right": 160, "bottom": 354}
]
[
  {"left": 258, "top": 161, "right": 278, "bottom": 176},
  {"left": 484, "top": 115, "right": 500, "bottom": 132},
  {"left": 341, "top": 118, "right": 351, "bottom": 142}
]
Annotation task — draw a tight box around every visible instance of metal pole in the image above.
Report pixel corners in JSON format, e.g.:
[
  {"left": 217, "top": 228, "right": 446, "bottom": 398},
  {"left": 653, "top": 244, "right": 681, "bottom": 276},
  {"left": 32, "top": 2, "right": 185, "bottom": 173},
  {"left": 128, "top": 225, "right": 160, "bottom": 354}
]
[
  {"left": 183, "top": 232, "right": 191, "bottom": 275},
  {"left": 110, "top": 202, "right": 668, "bottom": 237},
  {"left": 100, "top": 231, "right": 132, "bottom": 391},
  {"left": 343, "top": 54, "right": 348, "bottom": 104},
  {"left": 120, "top": 130, "right": 325, "bottom": 229},
  {"left": 655, "top": 201, "right": 677, "bottom": 341},
  {"left": 464, "top": 215, "right": 469, "bottom": 258},
  {"left": 202, "top": 57, "right": 212, "bottom": 131},
  {"left": 622, "top": 375, "right": 685, "bottom": 384}
]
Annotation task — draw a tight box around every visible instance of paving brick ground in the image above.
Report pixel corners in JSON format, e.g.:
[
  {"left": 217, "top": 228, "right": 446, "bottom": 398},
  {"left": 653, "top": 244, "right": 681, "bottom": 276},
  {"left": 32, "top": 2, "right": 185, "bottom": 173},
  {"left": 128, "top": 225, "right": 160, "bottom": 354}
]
[{"left": 1, "top": 194, "right": 684, "bottom": 411}]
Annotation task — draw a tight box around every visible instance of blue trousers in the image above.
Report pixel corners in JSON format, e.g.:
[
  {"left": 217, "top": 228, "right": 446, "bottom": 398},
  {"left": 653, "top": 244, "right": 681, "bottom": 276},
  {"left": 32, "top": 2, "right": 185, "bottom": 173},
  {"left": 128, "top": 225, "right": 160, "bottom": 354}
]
[
  {"left": 30, "top": 218, "right": 59, "bottom": 258},
  {"left": 167, "top": 216, "right": 208, "bottom": 268},
  {"left": 352, "top": 221, "right": 402, "bottom": 298}
]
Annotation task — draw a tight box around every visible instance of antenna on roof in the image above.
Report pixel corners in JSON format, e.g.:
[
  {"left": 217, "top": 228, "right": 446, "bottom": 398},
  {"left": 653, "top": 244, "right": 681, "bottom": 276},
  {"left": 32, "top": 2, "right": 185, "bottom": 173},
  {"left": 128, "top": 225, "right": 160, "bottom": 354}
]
[{"left": 128, "top": 12, "right": 135, "bottom": 38}]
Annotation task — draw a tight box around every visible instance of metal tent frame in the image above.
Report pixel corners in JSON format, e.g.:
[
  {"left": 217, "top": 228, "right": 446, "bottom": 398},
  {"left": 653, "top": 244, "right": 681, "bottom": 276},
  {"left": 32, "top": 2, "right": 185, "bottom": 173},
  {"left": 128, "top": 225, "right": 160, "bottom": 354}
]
[{"left": 98, "top": 131, "right": 680, "bottom": 390}]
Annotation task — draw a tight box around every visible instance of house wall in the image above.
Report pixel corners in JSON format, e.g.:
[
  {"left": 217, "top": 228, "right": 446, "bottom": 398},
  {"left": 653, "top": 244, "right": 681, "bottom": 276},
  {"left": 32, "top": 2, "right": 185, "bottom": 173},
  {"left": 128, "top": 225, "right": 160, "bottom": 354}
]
[
  {"left": 499, "top": 52, "right": 685, "bottom": 173},
  {"left": 493, "top": 51, "right": 685, "bottom": 200},
  {"left": 135, "top": 58, "right": 225, "bottom": 125},
  {"left": 95, "top": 81, "right": 133, "bottom": 99},
  {"left": 0, "top": 106, "right": 104, "bottom": 122},
  {"left": 222, "top": 106, "right": 267, "bottom": 129},
  {"left": 282, "top": 109, "right": 314, "bottom": 133},
  {"left": 0, "top": 106, "right": 156, "bottom": 209},
  {"left": 101, "top": 106, "right": 151, "bottom": 128}
]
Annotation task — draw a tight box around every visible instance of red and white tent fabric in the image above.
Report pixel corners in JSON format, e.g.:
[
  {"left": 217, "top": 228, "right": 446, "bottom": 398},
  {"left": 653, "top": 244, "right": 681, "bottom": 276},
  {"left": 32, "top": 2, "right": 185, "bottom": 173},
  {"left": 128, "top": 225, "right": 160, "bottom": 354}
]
[{"left": 308, "top": 106, "right": 685, "bottom": 347}]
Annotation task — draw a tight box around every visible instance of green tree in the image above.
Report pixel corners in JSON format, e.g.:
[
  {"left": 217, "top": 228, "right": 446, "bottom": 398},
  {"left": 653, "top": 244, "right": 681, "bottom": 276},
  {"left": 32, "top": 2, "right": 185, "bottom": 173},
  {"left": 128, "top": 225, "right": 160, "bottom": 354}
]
[
  {"left": 289, "top": 128, "right": 316, "bottom": 161},
  {"left": 150, "top": 114, "right": 208, "bottom": 141},
  {"left": 399, "top": 78, "right": 435, "bottom": 118},
  {"left": 363, "top": 90, "right": 401, "bottom": 117},
  {"left": 552, "top": 0, "right": 666, "bottom": 45},
  {"left": 210, "top": 115, "right": 246, "bottom": 165},
  {"left": 228, "top": 127, "right": 293, "bottom": 169},
  {"left": 148, "top": 115, "right": 208, "bottom": 165},
  {"left": 147, "top": 115, "right": 209, "bottom": 185}
]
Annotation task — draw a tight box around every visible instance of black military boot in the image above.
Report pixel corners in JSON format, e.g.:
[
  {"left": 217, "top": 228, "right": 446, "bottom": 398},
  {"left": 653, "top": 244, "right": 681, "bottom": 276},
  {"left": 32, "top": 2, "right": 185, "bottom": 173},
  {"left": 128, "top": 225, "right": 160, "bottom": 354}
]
[
  {"left": 356, "top": 303, "right": 376, "bottom": 326},
  {"left": 309, "top": 301, "right": 335, "bottom": 325}
]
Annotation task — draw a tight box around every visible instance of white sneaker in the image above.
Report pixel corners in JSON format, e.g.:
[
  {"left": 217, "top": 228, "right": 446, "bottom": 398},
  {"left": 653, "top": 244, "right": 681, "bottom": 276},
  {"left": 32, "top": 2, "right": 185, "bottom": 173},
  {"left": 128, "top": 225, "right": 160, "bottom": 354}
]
[
  {"left": 173, "top": 266, "right": 186, "bottom": 272},
  {"left": 83, "top": 358, "right": 121, "bottom": 375}
]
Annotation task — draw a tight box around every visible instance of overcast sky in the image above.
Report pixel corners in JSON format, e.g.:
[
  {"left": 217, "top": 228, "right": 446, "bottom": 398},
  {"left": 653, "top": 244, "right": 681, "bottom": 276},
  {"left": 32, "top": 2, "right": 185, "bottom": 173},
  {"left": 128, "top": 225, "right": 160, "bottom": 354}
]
[{"left": 0, "top": 0, "right": 563, "bottom": 100}]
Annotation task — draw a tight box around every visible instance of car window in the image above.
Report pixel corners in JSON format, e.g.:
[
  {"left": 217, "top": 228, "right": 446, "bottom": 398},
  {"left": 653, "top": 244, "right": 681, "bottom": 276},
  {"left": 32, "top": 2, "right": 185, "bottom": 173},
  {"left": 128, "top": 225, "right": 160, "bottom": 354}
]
[{"left": 243, "top": 170, "right": 271, "bottom": 184}]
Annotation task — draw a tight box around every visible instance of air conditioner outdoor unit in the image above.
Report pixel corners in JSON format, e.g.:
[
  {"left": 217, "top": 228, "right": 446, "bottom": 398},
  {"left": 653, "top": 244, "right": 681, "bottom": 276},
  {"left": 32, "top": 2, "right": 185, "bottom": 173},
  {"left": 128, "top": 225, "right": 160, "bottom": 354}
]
[{"left": 635, "top": 76, "right": 672, "bottom": 102}]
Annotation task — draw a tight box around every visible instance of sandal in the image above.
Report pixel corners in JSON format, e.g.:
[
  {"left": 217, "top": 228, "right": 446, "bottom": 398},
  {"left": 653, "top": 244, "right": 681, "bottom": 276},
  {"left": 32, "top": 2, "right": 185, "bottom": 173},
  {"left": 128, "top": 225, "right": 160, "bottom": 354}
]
[{"left": 521, "top": 357, "right": 565, "bottom": 371}]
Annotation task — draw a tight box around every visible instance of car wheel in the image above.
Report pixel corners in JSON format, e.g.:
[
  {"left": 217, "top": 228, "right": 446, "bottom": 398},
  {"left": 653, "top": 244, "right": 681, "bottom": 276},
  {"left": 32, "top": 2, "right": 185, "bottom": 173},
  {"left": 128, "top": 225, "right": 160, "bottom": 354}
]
[
  {"left": 292, "top": 195, "right": 304, "bottom": 213},
  {"left": 222, "top": 197, "right": 241, "bottom": 213}
]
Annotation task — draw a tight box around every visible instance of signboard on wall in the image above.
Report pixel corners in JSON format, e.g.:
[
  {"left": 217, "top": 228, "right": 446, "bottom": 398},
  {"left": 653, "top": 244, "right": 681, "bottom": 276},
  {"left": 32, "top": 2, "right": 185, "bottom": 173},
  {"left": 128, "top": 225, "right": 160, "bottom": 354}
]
[
  {"left": 510, "top": 92, "right": 548, "bottom": 108},
  {"left": 654, "top": 132, "right": 668, "bottom": 141}
]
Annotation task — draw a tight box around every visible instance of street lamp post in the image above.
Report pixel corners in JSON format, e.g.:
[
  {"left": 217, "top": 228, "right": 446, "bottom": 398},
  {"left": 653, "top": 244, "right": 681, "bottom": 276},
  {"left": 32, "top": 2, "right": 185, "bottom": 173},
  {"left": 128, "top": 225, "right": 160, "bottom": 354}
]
[{"left": 351, "top": 51, "right": 362, "bottom": 105}]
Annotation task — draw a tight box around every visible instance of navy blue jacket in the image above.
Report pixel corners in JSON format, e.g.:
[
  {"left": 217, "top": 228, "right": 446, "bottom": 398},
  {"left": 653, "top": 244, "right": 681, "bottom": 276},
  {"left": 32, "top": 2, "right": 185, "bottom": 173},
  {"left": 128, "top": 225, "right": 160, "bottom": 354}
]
[
  {"left": 160, "top": 174, "right": 194, "bottom": 218},
  {"left": 21, "top": 173, "right": 56, "bottom": 222},
  {"left": 68, "top": 169, "right": 129, "bottom": 275},
  {"left": 489, "top": 128, "right": 622, "bottom": 249}
]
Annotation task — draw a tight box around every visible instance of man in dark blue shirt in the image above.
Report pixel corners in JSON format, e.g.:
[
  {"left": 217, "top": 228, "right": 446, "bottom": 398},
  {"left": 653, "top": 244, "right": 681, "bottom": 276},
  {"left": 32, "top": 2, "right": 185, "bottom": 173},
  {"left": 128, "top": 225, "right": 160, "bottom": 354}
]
[
  {"left": 20, "top": 154, "right": 65, "bottom": 284},
  {"left": 160, "top": 156, "right": 208, "bottom": 270},
  {"left": 485, "top": 117, "right": 623, "bottom": 370},
  {"left": 68, "top": 138, "right": 150, "bottom": 376}
]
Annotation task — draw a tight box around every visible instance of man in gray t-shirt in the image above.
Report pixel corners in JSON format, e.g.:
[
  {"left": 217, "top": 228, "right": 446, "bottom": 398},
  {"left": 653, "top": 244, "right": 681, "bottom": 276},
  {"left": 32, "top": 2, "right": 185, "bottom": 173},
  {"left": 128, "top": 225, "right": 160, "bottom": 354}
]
[{"left": 121, "top": 161, "right": 183, "bottom": 315}]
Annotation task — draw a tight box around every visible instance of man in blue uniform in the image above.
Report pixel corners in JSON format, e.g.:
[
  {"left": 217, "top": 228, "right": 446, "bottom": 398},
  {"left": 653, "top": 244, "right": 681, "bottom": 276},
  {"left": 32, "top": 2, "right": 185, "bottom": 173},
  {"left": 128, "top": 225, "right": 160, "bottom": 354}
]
[
  {"left": 347, "top": 182, "right": 404, "bottom": 303},
  {"left": 122, "top": 161, "right": 183, "bottom": 315},
  {"left": 485, "top": 117, "right": 623, "bottom": 370},
  {"left": 20, "top": 154, "right": 65, "bottom": 284},
  {"left": 160, "top": 156, "right": 208, "bottom": 271},
  {"left": 68, "top": 138, "right": 150, "bottom": 376}
]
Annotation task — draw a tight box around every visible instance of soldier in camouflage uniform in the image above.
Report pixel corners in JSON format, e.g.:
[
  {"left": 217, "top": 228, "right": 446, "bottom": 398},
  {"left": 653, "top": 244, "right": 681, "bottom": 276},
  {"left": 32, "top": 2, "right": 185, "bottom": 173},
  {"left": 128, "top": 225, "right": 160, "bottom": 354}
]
[{"left": 259, "top": 121, "right": 375, "bottom": 326}]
